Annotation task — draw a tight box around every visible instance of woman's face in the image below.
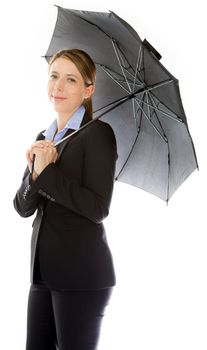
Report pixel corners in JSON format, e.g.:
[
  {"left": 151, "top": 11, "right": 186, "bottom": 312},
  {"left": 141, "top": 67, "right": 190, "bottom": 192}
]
[{"left": 48, "top": 57, "right": 94, "bottom": 116}]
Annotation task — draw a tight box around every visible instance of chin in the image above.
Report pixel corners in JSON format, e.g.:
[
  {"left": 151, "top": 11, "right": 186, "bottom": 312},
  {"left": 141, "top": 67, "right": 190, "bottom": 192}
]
[{"left": 53, "top": 105, "right": 66, "bottom": 113}]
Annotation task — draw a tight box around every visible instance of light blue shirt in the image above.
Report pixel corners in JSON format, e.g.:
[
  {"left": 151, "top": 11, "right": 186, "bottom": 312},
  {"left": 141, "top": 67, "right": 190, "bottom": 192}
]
[{"left": 43, "top": 106, "right": 85, "bottom": 144}]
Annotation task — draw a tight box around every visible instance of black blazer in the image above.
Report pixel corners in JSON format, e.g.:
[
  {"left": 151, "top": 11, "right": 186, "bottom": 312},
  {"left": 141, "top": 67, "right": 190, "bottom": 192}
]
[{"left": 14, "top": 113, "right": 117, "bottom": 291}]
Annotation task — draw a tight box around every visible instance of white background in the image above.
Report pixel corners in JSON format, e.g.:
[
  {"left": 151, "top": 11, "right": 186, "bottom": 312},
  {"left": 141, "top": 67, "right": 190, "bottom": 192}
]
[{"left": 0, "top": 0, "right": 206, "bottom": 349}]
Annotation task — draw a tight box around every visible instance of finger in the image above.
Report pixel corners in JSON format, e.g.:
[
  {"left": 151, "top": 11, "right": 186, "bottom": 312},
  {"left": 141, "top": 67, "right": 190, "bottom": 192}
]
[
  {"left": 32, "top": 147, "right": 55, "bottom": 156},
  {"left": 31, "top": 143, "right": 55, "bottom": 152},
  {"left": 26, "top": 153, "right": 31, "bottom": 165},
  {"left": 31, "top": 145, "right": 47, "bottom": 153},
  {"left": 34, "top": 140, "right": 55, "bottom": 147},
  {"left": 26, "top": 148, "right": 34, "bottom": 162},
  {"left": 26, "top": 151, "right": 31, "bottom": 163}
]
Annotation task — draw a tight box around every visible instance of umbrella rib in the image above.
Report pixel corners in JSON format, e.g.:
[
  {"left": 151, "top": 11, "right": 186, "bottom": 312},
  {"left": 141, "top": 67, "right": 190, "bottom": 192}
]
[
  {"left": 97, "top": 63, "right": 142, "bottom": 86},
  {"left": 147, "top": 91, "right": 168, "bottom": 140},
  {"left": 117, "top": 66, "right": 144, "bottom": 86},
  {"left": 147, "top": 92, "right": 171, "bottom": 202},
  {"left": 147, "top": 79, "right": 174, "bottom": 92},
  {"left": 71, "top": 13, "right": 115, "bottom": 40},
  {"left": 143, "top": 79, "right": 185, "bottom": 122},
  {"left": 132, "top": 43, "right": 150, "bottom": 92},
  {"left": 111, "top": 38, "right": 137, "bottom": 73},
  {"left": 139, "top": 91, "right": 171, "bottom": 202},
  {"left": 111, "top": 39, "right": 145, "bottom": 93},
  {"left": 135, "top": 95, "right": 183, "bottom": 123},
  {"left": 149, "top": 90, "right": 184, "bottom": 123},
  {"left": 96, "top": 63, "right": 143, "bottom": 91},
  {"left": 134, "top": 95, "right": 168, "bottom": 142},
  {"left": 133, "top": 45, "right": 143, "bottom": 93},
  {"left": 96, "top": 71, "right": 182, "bottom": 124},
  {"left": 98, "top": 65, "right": 131, "bottom": 94},
  {"left": 93, "top": 89, "right": 140, "bottom": 114},
  {"left": 131, "top": 95, "right": 140, "bottom": 131},
  {"left": 112, "top": 40, "right": 132, "bottom": 92},
  {"left": 149, "top": 91, "right": 199, "bottom": 173},
  {"left": 115, "top": 128, "right": 141, "bottom": 181},
  {"left": 115, "top": 93, "right": 144, "bottom": 180},
  {"left": 97, "top": 40, "right": 146, "bottom": 94},
  {"left": 98, "top": 64, "right": 143, "bottom": 97},
  {"left": 145, "top": 89, "right": 151, "bottom": 121}
]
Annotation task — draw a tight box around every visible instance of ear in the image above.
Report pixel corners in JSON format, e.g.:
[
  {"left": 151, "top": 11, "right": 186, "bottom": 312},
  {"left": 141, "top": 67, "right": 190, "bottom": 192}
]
[{"left": 84, "top": 84, "right": 95, "bottom": 99}]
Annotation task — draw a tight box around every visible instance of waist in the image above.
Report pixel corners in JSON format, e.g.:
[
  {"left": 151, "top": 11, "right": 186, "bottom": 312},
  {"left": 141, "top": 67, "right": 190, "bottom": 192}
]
[{"left": 42, "top": 206, "right": 103, "bottom": 230}]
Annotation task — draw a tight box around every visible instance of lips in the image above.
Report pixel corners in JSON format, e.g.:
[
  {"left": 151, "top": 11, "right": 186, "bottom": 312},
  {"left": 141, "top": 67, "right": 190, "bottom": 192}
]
[{"left": 52, "top": 95, "right": 67, "bottom": 101}]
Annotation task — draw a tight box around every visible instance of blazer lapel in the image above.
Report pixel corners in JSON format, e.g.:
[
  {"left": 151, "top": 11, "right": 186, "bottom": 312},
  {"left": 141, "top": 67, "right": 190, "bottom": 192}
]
[
  {"left": 56, "top": 112, "right": 92, "bottom": 160},
  {"left": 56, "top": 128, "right": 76, "bottom": 159},
  {"left": 80, "top": 112, "right": 92, "bottom": 127},
  {"left": 37, "top": 131, "right": 46, "bottom": 141}
]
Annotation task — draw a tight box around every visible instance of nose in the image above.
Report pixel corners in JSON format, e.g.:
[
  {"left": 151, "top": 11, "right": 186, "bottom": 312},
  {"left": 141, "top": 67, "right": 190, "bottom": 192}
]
[{"left": 54, "top": 77, "right": 65, "bottom": 91}]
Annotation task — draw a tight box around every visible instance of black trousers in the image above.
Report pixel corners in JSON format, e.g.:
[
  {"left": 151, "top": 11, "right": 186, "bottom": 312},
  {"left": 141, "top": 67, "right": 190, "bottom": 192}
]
[{"left": 26, "top": 252, "right": 113, "bottom": 350}]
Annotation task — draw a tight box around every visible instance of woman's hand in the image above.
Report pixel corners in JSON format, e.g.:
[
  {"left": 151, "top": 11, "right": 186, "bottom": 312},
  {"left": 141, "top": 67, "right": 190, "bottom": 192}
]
[{"left": 26, "top": 141, "right": 58, "bottom": 180}]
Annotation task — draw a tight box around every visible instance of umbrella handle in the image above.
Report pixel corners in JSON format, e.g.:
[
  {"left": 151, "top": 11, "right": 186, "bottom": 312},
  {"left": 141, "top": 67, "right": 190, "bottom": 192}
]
[{"left": 31, "top": 155, "right": 35, "bottom": 174}]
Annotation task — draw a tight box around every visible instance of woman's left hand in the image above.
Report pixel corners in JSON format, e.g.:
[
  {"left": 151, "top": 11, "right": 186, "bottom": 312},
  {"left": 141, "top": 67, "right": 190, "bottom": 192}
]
[{"left": 30, "top": 141, "right": 58, "bottom": 178}]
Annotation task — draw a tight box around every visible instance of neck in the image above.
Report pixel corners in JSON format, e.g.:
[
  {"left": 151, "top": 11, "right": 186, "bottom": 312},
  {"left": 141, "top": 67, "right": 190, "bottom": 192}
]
[{"left": 56, "top": 109, "right": 76, "bottom": 132}]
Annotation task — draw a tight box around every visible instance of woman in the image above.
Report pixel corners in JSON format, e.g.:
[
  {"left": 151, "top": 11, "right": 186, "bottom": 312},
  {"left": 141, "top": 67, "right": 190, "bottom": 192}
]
[{"left": 13, "top": 49, "right": 117, "bottom": 350}]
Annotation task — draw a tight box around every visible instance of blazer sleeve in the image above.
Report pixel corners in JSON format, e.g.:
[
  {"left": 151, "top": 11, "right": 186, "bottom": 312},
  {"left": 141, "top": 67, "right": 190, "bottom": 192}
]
[
  {"left": 29, "top": 122, "right": 117, "bottom": 224},
  {"left": 13, "top": 131, "right": 44, "bottom": 218},
  {"left": 13, "top": 167, "right": 41, "bottom": 218}
]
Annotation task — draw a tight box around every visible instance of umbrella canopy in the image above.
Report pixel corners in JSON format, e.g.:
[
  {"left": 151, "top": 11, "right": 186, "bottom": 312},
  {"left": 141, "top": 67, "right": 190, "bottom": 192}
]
[{"left": 45, "top": 6, "right": 198, "bottom": 202}]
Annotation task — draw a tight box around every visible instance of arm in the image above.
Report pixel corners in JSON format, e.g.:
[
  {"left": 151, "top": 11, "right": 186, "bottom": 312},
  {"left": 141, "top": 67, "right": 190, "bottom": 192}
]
[
  {"left": 13, "top": 166, "right": 42, "bottom": 218},
  {"left": 30, "top": 122, "right": 117, "bottom": 224},
  {"left": 13, "top": 131, "right": 47, "bottom": 218}
]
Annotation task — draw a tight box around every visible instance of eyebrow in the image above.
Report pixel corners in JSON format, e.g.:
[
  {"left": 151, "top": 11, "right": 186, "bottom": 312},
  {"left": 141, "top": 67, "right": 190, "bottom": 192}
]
[{"left": 50, "top": 71, "right": 78, "bottom": 78}]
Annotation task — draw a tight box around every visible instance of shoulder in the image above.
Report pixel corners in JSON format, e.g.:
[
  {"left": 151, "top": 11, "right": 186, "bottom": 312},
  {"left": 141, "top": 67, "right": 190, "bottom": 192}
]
[
  {"left": 85, "top": 120, "right": 116, "bottom": 143},
  {"left": 83, "top": 120, "right": 117, "bottom": 154}
]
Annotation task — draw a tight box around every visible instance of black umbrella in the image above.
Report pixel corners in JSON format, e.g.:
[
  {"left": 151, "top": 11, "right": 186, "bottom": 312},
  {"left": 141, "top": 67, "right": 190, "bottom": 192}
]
[{"left": 45, "top": 5, "right": 198, "bottom": 202}]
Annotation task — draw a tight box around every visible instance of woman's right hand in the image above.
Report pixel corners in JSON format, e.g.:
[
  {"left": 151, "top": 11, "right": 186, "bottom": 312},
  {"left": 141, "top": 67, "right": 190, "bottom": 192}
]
[
  {"left": 26, "top": 141, "right": 57, "bottom": 181},
  {"left": 26, "top": 146, "right": 35, "bottom": 174}
]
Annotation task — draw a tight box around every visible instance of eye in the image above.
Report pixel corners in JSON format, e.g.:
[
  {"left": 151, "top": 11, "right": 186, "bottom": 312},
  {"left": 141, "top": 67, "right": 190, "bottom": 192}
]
[
  {"left": 67, "top": 78, "right": 76, "bottom": 83},
  {"left": 49, "top": 74, "right": 58, "bottom": 80}
]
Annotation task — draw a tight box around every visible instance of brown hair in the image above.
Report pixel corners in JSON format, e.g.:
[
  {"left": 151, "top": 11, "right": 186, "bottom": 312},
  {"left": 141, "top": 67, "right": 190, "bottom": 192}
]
[{"left": 48, "top": 49, "right": 96, "bottom": 119}]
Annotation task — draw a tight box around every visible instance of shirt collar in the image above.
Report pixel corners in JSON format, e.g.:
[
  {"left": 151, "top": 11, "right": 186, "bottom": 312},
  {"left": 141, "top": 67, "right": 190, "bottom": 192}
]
[{"left": 43, "top": 105, "right": 85, "bottom": 141}]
